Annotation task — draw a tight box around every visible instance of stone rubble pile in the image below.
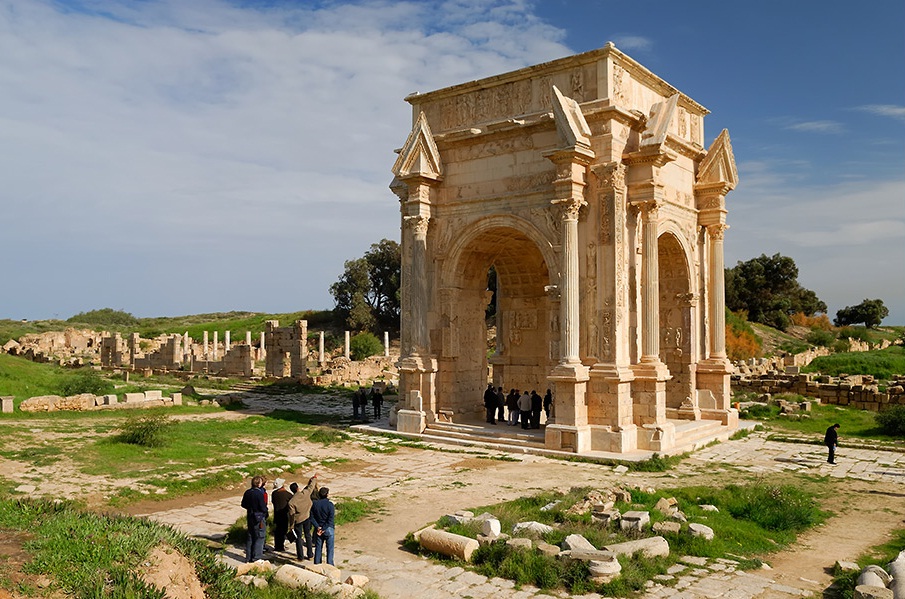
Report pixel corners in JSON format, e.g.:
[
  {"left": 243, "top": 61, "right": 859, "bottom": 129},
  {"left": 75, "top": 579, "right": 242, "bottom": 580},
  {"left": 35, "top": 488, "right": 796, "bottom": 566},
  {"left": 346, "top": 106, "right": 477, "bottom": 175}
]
[
  {"left": 234, "top": 559, "right": 371, "bottom": 597},
  {"left": 846, "top": 550, "right": 905, "bottom": 599}
]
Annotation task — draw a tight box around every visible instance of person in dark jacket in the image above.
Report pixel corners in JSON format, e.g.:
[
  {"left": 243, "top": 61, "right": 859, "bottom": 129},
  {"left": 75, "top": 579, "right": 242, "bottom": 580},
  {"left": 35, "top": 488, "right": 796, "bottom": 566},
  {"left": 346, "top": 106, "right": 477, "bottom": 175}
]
[
  {"left": 483, "top": 383, "right": 497, "bottom": 424},
  {"left": 543, "top": 389, "right": 553, "bottom": 421},
  {"left": 309, "top": 487, "right": 336, "bottom": 565},
  {"left": 271, "top": 479, "right": 293, "bottom": 552},
  {"left": 240, "top": 475, "right": 268, "bottom": 562},
  {"left": 506, "top": 389, "right": 520, "bottom": 426},
  {"left": 530, "top": 390, "right": 543, "bottom": 429},
  {"left": 824, "top": 423, "right": 840, "bottom": 464}
]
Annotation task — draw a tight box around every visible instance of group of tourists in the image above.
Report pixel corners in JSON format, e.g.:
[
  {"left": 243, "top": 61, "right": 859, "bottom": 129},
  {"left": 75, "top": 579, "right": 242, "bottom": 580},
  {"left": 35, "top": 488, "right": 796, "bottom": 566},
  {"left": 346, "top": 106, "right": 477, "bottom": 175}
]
[
  {"left": 484, "top": 384, "right": 552, "bottom": 429},
  {"left": 352, "top": 386, "right": 384, "bottom": 420},
  {"left": 241, "top": 474, "right": 336, "bottom": 566}
]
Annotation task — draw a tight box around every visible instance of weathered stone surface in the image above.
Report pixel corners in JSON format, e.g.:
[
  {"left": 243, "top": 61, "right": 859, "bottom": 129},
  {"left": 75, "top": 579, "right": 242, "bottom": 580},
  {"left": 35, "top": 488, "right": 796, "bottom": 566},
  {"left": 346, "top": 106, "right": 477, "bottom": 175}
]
[
  {"left": 613, "top": 465, "right": 629, "bottom": 475},
  {"left": 588, "top": 555, "right": 622, "bottom": 583},
  {"left": 481, "top": 518, "right": 501, "bottom": 537},
  {"left": 560, "top": 548, "right": 617, "bottom": 563},
  {"left": 854, "top": 586, "right": 893, "bottom": 599},
  {"left": 619, "top": 511, "right": 650, "bottom": 531},
  {"left": 344, "top": 574, "right": 369, "bottom": 587},
  {"left": 688, "top": 523, "right": 714, "bottom": 541},
  {"left": 273, "top": 564, "right": 332, "bottom": 590},
  {"left": 613, "top": 489, "right": 632, "bottom": 503},
  {"left": 886, "top": 550, "right": 905, "bottom": 599},
  {"left": 835, "top": 561, "right": 860, "bottom": 572},
  {"left": 655, "top": 497, "right": 678, "bottom": 514},
  {"left": 562, "top": 534, "right": 597, "bottom": 552},
  {"left": 412, "top": 524, "right": 435, "bottom": 542},
  {"left": 328, "top": 582, "right": 364, "bottom": 598},
  {"left": 592, "top": 508, "right": 620, "bottom": 525},
  {"left": 124, "top": 392, "right": 145, "bottom": 403},
  {"left": 861, "top": 565, "right": 892, "bottom": 587},
  {"left": 235, "top": 560, "right": 275, "bottom": 576},
  {"left": 419, "top": 528, "right": 480, "bottom": 562},
  {"left": 699, "top": 504, "right": 719, "bottom": 512},
  {"left": 857, "top": 567, "right": 889, "bottom": 588},
  {"left": 512, "top": 521, "right": 554, "bottom": 536},
  {"left": 653, "top": 521, "right": 682, "bottom": 535},
  {"left": 605, "top": 536, "right": 670, "bottom": 558},
  {"left": 306, "top": 563, "right": 342, "bottom": 581},
  {"left": 1, "top": 396, "right": 14, "bottom": 413},
  {"left": 444, "top": 511, "right": 474, "bottom": 525},
  {"left": 506, "top": 538, "right": 533, "bottom": 550},
  {"left": 18, "top": 395, "right": 62, "bottom": 412},
  {"left": 535, "top": 541, "right": 560, "bottom": 557}
]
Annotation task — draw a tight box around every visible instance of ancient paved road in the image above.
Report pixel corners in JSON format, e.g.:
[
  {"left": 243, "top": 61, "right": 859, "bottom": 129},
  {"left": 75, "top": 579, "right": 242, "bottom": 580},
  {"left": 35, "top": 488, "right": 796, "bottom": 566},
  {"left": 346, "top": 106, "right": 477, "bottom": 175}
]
[{"left": 142, "top": 397, "right": 905, "bottom": 599}]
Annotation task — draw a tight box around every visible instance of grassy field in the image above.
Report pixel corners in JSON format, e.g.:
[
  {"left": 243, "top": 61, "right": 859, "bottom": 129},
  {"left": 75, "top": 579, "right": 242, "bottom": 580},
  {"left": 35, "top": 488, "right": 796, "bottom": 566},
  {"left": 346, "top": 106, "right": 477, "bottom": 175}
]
[{"left": 803, "top": 345, "right": 905, "bottom": 380}]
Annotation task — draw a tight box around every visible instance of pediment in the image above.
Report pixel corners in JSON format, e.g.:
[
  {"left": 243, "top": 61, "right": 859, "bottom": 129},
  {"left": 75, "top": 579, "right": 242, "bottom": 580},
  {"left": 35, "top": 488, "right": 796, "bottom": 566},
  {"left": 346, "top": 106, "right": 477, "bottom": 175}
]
[
  {"left": 696, "top": 129, "right": 738, "bottom": 189},
  {"left": 552, "top": 85, "right": 591, "bottom": 149},
  {"left": 392, "top": 111, "right": 442, "bottom": 180},
  {"left": 641, "top": 94, "right": 679, "bottom": 149}
]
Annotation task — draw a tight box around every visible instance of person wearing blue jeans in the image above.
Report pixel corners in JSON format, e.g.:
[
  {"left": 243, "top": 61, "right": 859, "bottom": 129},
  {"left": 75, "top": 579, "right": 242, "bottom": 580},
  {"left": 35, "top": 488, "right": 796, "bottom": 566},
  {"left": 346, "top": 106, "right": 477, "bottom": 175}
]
[
  {"left": 240, "top": 475, "right": 268, "bottom": 563},
  {"left": 309, "top": 486, "right": 336, "bottom": 565}
]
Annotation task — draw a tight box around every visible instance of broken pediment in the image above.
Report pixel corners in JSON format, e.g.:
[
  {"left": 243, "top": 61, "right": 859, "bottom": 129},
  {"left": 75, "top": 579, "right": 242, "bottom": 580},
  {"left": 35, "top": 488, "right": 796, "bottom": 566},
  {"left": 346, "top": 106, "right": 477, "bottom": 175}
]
[
  {"left": 696, "top": 129, "right": 738, "bottom": 190},
  {"left": 640, "top": 94, "right": 679, "bottom": 149},
  {"left": 392, "top": 111, "right": 443, "bottom": 180},
  {"left": 551, "top": 85, "right": 591, "bottom": 150}
]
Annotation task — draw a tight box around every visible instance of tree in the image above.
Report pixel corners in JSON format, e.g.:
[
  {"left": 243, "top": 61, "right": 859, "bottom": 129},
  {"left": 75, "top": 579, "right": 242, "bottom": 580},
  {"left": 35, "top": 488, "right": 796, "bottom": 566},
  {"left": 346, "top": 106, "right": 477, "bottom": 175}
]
[
  {"left": 330, "top": 239, "right": 400, "bottom": 333},
  {"left": 724, "top": 253, "right": 827, "bottom": 331},
  {"left": 834, "top": 299, "right": 889, "bottom": 329}
]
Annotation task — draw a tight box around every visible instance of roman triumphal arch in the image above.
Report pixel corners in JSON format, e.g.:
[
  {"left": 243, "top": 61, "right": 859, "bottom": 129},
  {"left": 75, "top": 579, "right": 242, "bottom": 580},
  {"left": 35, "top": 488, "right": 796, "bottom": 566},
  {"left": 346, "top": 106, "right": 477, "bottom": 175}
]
[{"left": 391, "top": 43, "right": 739, "bottom": 454}]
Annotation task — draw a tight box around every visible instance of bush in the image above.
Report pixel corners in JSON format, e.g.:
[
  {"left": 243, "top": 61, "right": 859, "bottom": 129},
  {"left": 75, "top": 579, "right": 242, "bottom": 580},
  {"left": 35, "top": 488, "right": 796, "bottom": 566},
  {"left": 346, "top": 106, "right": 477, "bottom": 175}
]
[
  {"left": 722, "top": 483, "right": 821, "bottom": 532},
  {"left": 349, "top": 332, "right": 383, "bottom": 361},
  {"left": 876, "top": 405, "right": 905, "bottom": 437},
  {"left": 66, "top": 308, "right": 138, "bottom": 326},
  {"left": 806, "top": 328, "right": 836, "bottom": 347},
  {"left": 726, "top": 309, "right": 762, "bottom": 361},
  {"left": 115, "top": 415, "right": 172, "bottom": 447},
  {"left": 836, "top": 327, "right": 873, "bottom": 343},
  {"left": 57, "top": 370, "right": 114, "bottom": 396}
]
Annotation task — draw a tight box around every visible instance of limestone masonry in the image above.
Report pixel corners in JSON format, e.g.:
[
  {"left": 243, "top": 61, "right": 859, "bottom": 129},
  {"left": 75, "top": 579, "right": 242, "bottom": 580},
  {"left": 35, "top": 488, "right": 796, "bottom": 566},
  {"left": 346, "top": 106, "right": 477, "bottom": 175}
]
[{"left": 391, "top": 43, "right": 739, "bottom": 454}]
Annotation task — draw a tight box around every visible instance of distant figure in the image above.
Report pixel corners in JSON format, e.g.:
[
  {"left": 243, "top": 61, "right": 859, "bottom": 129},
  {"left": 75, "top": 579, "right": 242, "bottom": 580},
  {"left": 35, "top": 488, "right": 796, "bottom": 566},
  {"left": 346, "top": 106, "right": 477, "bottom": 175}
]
[
  {"left": 310, "top": 486, "right": 336, "bottom": 565},
  {"left": 543, "top": 389, "right": 553, "bottom": 421},
  {"left": 483, "top": 383, "right": 497, "bottom": 424},
  {"left": 372, "top": 388, "right": 384, "bottom": 419},
  {"left": 271, "top": 478, "right": 293, "bottom": 552},
  {"left": 530, "top": 390, "right": 542, "bottom": 429},
  {"left": 824, "top": 423, "right": 840, "bottom": 464},
  {"left": 506, "top": 389, "right": 520, "bottom": 426},
  {"left": 352, "top": 389, "right": 361, "bottom": 420},
  {"left": 240, "top": 475, "right": 268, "bottom": 563},
  {"left": 518, "top": 391, "right": 532, "bottom": 429},
  {"left": 496, "top": 386, "right": 506, "bottom": 422},
  {"left": 288, "top": 474, "right": 319, "bottom": 560}
]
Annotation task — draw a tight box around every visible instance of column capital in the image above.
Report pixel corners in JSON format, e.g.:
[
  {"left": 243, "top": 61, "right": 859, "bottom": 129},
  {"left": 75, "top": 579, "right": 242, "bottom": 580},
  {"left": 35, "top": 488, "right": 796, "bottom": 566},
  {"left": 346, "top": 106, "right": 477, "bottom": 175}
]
[
  {"left": 552, "top": 197, "right": 587, "bottom": 221},
  {"left": 633, "top": 199, "right": 661, "bottom": 220},
  {"left": 590, "top": 161, "right": 627, "bottom": 190},
  {"left": 706, "top": 223, "right": 729, "bottom": 241},
  {"left": 403, "top": 214, "right": 430, "bottom": 238}
]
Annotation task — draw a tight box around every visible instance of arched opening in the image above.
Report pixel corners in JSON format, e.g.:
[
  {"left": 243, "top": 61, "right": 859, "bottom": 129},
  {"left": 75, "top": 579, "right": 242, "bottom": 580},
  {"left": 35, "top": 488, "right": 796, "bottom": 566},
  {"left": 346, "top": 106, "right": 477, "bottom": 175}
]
[
  {"left": 437, "top": 226, "right": 552, "bottom": 420},
  {"left": 658, "top": 232, "right": 695, "bottom": 412}
]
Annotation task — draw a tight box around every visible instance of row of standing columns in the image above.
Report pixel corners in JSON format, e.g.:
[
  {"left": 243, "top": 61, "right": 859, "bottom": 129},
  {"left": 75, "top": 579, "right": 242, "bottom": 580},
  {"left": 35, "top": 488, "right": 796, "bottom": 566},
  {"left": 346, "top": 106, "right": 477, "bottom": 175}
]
[{"left": 192, "top": 330, "right": 392, "bottom": 363}]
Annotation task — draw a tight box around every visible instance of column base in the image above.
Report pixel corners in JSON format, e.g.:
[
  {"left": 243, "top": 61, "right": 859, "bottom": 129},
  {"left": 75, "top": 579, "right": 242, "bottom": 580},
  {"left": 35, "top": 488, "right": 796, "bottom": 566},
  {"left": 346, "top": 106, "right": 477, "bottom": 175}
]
[
  {"left": 545, "top": 424, "right": 592, "bottom": 453},
  {"left": 589, "top": 424, "right": 638, "bottom": 453},
  {"left": 396, "top": 354, "right": 438, "bottom": 421},
  {"left": 396, "top": 409, "right": 427, "bottom": 434},
  {"left": 637, "top": 421, "right": 676, "bottom": 452}
]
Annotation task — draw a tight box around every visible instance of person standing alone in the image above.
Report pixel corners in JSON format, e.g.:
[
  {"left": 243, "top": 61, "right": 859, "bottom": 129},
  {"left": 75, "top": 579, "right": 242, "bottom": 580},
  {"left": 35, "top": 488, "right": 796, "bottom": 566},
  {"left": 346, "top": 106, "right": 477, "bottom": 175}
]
[{"left": 824, "top": 423, "right": 840, "bottom": 464}]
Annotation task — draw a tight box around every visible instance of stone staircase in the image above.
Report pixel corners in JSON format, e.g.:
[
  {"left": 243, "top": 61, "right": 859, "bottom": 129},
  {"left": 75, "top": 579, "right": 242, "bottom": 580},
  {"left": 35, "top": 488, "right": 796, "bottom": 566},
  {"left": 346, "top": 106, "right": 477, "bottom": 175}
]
[
  {"left": 422, "top": 420, "right": 548, "bottom": 452},
  {"left": 669, "top": 418, "right": 733, "bottom": 453}
]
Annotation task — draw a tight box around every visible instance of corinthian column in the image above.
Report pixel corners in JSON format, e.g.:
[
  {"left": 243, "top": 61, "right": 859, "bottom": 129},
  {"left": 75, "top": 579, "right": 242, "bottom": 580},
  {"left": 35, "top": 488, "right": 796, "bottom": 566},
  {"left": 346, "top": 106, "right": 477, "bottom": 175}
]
[
  {"left": 557, "top": 197, "right": 584, "bottom": 365},
  {"left": 404, "top": 213, "right": 430, "bottom": 355},
  {"left": 638, "top": 201, "right": 662, "bottom": 363},
  {"left": 707, "top": 223, "right": 729, "bottom": 359}
]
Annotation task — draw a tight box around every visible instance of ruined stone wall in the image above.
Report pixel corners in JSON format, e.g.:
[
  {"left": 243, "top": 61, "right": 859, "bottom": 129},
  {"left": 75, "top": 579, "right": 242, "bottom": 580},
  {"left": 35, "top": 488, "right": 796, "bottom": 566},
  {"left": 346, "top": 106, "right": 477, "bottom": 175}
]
[
  {"left": 732, "top": 372, "right": 905, "bottom": 411},
  {"left": 312, "top": 355, "right": 399, "bottom": 387}
]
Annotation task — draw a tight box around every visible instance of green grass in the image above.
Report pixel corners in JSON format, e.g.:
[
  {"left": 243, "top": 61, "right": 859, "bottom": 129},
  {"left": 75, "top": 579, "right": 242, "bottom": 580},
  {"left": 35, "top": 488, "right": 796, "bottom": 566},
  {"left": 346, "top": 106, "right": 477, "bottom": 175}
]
[
  {"left": 740, "top": 395, "right": 903, "bottom": 443},
  {"left": 803, "top": 346, "right": 905, "bottom": 380},
  {"left": 0, "top": 498, "right": 357, "bottom": 598},
  {"left": 416, "top": 482, "right": 827, "bottom": 597}
]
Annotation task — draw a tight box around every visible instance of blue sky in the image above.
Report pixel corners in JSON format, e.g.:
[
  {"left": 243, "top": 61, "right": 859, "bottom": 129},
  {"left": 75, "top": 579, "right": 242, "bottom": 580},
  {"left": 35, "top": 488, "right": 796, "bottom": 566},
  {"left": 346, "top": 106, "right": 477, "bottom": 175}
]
[{"left": 1, "top": 0, "right": 903, "bottom": 324}]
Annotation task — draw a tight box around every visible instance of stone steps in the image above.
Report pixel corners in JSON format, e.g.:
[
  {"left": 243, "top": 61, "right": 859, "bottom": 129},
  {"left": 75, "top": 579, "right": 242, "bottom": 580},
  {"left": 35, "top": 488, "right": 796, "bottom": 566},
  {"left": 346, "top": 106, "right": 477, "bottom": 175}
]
[
  {"left": 669, "top": 419, "right": 731, "bottom": 453},
  {"left": 424, "top": 421, "right": 548, "bottom": 450}
]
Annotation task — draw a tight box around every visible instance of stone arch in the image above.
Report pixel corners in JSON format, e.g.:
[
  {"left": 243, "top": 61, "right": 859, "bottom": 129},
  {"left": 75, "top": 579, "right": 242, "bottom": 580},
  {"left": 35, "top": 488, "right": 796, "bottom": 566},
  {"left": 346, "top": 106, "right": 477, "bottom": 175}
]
[
  {"left": 657, "top": 227, "right": 696, "bottom": 413},
  {"left": 436, "top": 216, "right": 557, "bottom": 418}
]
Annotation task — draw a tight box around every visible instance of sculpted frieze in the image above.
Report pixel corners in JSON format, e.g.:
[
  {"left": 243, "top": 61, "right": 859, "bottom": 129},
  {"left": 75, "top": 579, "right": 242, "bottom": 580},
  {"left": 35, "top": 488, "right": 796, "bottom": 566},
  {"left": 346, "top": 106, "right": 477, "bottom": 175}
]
[{"left": 446, "top": 135, "right": 535, "bottom": 162}]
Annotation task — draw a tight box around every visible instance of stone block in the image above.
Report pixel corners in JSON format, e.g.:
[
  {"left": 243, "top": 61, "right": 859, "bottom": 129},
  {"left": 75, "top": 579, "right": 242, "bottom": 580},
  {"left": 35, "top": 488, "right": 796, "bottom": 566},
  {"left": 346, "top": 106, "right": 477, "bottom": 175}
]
[
  {"left": 592, "top": 508, "right": 620, "bottom": 526},
  {"left": 419, "top": 528, "right": 480, "bottom": 562},
  {"left": 605, "top": 536, "right": 670, "bottom": 558},
  {"left": 535, "top": 541, "right": 560, "bottom": 557},
  {"left": 144, "top": 390, "right": 163, "bottom": 400},
  {"left": 620, "top": 511, "right": 650, "bottom": 532},
  {"left": 854, "top": 586, "right": 893, "bottom": 599},
  {"left": 344, "top": 575, "right": 369, "bottom": 587},
  {"left": 562, "top": 534, "right": 597, "bottom": 552},
  {"left": 236, "top": 560, "right": 275, "bottom": 576},
  {"left": 512, "top": 521, "right": 554, "bottom": 536},
  {"left": 104, "top": 394, "right": 118, "bottom": 405},
  {"left": 171, "top": 392, "right": 182, "bottom": 405},
  {"left": 124, "top": 392, "right": 145, "bottom": 403},
  {"left": 653, "top": 521, "right": 682, "bottom": 535},
  {"left": 481, "top": 518, "right": 501, "bottom": 537},
  {"left": 306, "top": 563, "right": 342, "bottom": 581},
  {"left": 859, "top": 565, "right": 892, "bottom": 587},
  {"left": 506, "top": 538, "right": 533, "bottom": 550},
  {"left": 330, "top": 583, "right": 364, "bottom": 598},
  {"left": 687, "top": 523, "right": 714, "bottom": 540},
  {"left": 835, "top": 561, "right": 860, "bottom": 572},
  {"left": 443, "top": 511, "right": 474, "bottom": 525},
  {"left": 273, "top": 564, "right": 332, "bottom": 591},
  {"left": 588, "top": 555, "right": 622, "bottom": 583},
  {"left": 699, "top": 504, "right": 719, "bottom": 512},
  {"left": 1, "top": 396, "right": 13, "bottom": 413},
  {"left": 655, "top": 497, "right": 678, "bottom": 515}
]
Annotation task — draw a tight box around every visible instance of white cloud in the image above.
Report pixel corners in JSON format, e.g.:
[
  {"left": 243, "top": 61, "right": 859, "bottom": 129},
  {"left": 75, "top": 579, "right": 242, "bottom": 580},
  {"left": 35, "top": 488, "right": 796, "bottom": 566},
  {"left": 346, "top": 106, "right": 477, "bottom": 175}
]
[
  {"left": 610, "top": 35, "right": 652, "bottom": 51},
  {"left": 785, "top": 120, "right": 845, "bottom": 134},
  {"left": 0, "top": 0, "right": 572, "bottom": 318},
  {"left": 856, "top": 104, "right": 905, "bottom": 122}
]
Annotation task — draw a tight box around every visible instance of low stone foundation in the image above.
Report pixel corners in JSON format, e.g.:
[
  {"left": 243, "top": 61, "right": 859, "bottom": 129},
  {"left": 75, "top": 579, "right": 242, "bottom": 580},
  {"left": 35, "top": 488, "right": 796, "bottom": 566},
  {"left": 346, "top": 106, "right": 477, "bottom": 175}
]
[{"left": 732, "top": 373, "right": 905, "bottom": 412}]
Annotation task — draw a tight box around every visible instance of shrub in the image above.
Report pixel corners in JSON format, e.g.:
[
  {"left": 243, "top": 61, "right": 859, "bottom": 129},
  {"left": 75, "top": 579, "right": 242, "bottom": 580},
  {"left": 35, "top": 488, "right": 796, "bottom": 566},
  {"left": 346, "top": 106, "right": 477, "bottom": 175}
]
[
  {"left": 349, "top": 332, "right": 383, "bottom": 361},
  {"left": 876, "top": 405, "right": 905, "bottom": 437},
  {"left": 57, "top": 370, "right": 114, "bottom": 396},
  {"left": 307, "top": 427, "right": 349, "bottom": 445},
  {"left": 66, "top": 308, "right": 138, "bottom": 326},
  {"left": 806, "top": 328, "right": 836, "bottom": 347},
  {"left": 836, "top": 327, "right": 873, "bottom": 343},
  {"left": 115, "top": 415, "right": 172, "bottom": 447},
  {"left": 791, "top": 312, "right": 832, "bottom": 330},
  {"left": 722, "top": 483, "right": 821, "bottom": 532},
  {"left": 726, "top": 310, "right": 762, "bottom": 361}
]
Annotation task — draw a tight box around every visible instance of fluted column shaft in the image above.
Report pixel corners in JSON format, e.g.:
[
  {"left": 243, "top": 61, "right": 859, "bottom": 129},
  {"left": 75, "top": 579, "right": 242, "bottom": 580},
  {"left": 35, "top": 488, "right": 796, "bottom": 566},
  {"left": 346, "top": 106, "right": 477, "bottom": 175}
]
[
  {"left": 639, "top": 202, "right": 661, "bottom": 362},
  {"left": 560, "top": 201, "right": 582, "bottom": 364},
  {"left": 405, "top": 213, "right": 430, "bottom": 355},
  {"left": 707, "top": 224, "right": 728, "bottom": 358}
]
